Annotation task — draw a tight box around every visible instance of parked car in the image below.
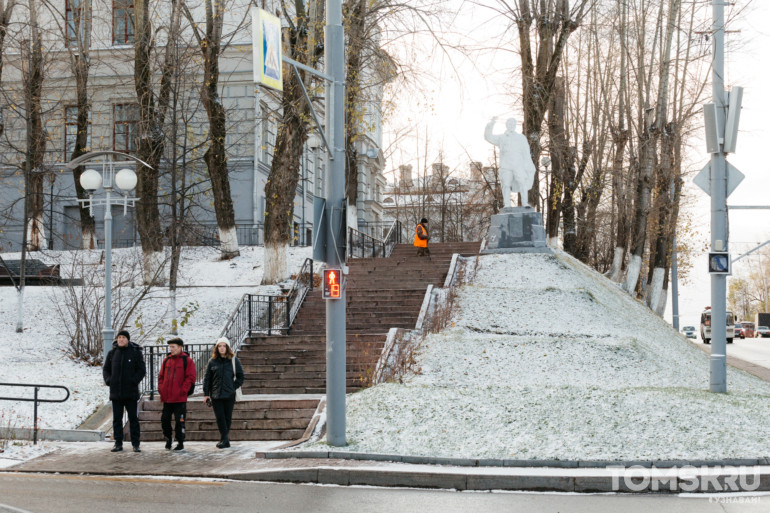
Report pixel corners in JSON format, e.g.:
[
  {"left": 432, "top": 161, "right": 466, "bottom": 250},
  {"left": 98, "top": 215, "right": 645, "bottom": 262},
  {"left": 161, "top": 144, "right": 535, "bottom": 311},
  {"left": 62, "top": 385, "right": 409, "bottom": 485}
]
[
  {"left": 681, "top": 326, "right": 697, "bottom": 339},
  {"left": 735, "top": 324, "right": 745, "bottom": 339},
  {"left": 755, "top": 326, "right": 770, "bottom": 338}
]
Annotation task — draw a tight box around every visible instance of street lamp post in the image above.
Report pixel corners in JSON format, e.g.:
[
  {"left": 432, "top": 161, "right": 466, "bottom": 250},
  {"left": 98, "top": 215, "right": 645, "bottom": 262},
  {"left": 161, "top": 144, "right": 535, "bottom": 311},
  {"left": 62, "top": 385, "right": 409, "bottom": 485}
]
[{"left": 66, "top": 151, "right": 148, "bottom": 361}]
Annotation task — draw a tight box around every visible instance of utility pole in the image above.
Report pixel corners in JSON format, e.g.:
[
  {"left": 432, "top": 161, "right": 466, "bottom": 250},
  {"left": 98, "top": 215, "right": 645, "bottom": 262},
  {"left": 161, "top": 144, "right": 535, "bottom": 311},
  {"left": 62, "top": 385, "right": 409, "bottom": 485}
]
[
  {"left": 325, "top": 0, "right": 347, "bottom": 446},
  {"left": 671, "top": 234, "right": 680, "bottom": 331},
  {"left": 709, "top": 1, "right": 727, "bottom": 393}
]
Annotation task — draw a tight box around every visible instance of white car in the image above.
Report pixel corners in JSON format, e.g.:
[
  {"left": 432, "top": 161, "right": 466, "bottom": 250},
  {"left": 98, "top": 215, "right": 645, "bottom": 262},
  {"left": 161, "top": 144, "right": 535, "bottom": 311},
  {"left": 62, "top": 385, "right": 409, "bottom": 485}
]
[
  {"left": 681, "top": 326, "right": 696, "bottom": 339},
  {"left": 756, "top": 326, "right": 770, "bottom": 338}
]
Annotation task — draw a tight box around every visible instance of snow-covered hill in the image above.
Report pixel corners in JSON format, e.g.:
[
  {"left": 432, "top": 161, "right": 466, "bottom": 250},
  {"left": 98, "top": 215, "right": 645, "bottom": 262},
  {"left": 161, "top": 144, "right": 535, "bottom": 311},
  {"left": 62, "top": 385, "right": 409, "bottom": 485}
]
[
  {"left": 317, "top": 250, "right": 770, "bottom": 460},
  {"left": 0, "top": 245, "right": 314, "bottom": 430}
]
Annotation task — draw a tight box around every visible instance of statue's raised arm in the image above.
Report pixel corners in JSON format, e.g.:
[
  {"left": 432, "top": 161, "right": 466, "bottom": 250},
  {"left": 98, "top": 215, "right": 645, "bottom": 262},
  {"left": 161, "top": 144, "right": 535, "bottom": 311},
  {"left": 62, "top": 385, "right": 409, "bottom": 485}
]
[{"left": 484, "top": 117, "right": 500, "bottom": 146}]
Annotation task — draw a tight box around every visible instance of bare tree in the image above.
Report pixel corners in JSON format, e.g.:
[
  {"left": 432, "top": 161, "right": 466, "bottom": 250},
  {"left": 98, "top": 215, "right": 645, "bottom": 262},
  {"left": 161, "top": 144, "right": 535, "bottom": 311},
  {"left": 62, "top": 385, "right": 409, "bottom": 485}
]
[
  {"left": 182, "top": 0, "right": 241, "bottom": 259},
  {"left": 133, "top": 0, "right": 183, "bottom": 284},
  {"left": 62, "top": 0, "right": 96, "bottom": 249}
]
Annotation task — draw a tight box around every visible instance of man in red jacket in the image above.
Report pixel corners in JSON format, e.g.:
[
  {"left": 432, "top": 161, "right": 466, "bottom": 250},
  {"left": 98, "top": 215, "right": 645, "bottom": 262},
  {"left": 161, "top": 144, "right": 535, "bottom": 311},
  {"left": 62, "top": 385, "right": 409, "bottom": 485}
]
[{"left": 158, "top": 338, "right": 196, "bottom": 451}]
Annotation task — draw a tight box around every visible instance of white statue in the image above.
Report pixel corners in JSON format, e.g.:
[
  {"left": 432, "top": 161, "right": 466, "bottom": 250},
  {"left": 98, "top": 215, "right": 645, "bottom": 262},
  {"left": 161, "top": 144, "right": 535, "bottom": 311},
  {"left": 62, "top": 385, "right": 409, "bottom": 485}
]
[{"left": 484, "top": 117, "right": 537, "bottom": 208}]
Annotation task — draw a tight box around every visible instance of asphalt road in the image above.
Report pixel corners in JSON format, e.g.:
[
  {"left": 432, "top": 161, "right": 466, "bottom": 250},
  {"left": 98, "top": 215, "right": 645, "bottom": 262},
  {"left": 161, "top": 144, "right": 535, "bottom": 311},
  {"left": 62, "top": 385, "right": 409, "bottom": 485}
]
[
  {"left": 0, "top": 474, "right": 767, "bottom": 513},
  {"left": 708, "top": 336, "right": 770, "bottom": 370}
]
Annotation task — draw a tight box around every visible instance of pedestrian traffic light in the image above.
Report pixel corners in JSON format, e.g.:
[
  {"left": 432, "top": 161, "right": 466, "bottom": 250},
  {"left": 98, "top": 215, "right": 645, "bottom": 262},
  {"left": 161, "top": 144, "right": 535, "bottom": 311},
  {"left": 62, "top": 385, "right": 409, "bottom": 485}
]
[
  {"left": 323, "top": 268, "right": 342, "bottom": 299},
  {"left": 708, "top": 252, "right": 731, "bottom": 275}
]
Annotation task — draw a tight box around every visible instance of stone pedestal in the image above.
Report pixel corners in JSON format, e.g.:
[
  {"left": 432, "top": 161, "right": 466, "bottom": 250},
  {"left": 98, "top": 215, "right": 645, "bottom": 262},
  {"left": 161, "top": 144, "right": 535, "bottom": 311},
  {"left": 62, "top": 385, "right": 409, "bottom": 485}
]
[{"left": 482, "top": 206, "right": 551, "bottom": 254}]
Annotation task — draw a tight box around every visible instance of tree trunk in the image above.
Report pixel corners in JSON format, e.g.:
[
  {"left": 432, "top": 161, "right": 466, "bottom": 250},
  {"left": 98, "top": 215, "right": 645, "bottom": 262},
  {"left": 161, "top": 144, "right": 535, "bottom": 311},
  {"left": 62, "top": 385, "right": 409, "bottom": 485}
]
[
  {"left": 134, "top": 0, "right": 180, "bottom": 284},
  {"left": 344, "top": 0, "right": 366, "bottom": 212},
  {"left": 608, "top": 130, "right": 630, "bottom": 281},
  {"left": 72, "top": 58, "right": 96, "bottom": 248},
  {"left": 22, "top": 2, "right": 47, "bottom": 252},
  {"left": 199, "top": 0, "right": 239, "bottom": 259},
  {"left": 262, "top": 69, "right": 308, "bottom": 284},
  {"left": 546, "top": 76, "right": 567, "bottom": 242},
  {"left": 622, "top": 129, "right": 654, "bottom": 294}
]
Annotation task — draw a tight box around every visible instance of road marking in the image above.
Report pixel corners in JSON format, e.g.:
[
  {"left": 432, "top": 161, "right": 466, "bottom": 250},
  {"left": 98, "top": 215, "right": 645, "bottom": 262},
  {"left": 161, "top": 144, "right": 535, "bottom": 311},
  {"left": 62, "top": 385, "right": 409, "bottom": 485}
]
[
  {"left": 0, "top": 503, "right": 35, "bottom": 513},
  {"left": 1, "top": 473, "right": 225, "bottom": 487}
]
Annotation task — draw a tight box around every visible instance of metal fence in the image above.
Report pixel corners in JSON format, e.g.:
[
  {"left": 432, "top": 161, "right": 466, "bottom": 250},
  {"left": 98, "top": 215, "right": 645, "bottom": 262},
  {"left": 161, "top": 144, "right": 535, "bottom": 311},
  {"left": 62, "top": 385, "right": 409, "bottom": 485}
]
[
  {"left": 140, "top": 344, "right": 212, "bottom": 401},
  {"left": 348, "top": 220, "right": 402, "bottom": 259},
  {"left": 219, "top": 258, "right": 314, "bottom": 352}
]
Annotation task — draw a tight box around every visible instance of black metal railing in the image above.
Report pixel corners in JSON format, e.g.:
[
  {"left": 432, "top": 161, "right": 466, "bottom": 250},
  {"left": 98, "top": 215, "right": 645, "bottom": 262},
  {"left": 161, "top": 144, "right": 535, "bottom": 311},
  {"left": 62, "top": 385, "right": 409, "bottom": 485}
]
[
  {"left": 140, "top": 344, "right": 212, "bottom": 401},
  {"left": 348, "top": 220, "right": 402, "bottom": 259},
  {"left": 219, "top": 258, "right": 314, "bottom": 351},
  {"left": 0, "top": 383, "right": 70, "bottom": 444}
]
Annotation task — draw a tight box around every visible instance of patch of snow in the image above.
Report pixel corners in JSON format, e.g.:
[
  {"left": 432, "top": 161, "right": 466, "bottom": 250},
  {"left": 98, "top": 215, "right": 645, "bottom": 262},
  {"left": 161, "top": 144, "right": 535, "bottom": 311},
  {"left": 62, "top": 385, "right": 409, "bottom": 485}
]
[
  {"left": 0, "top": 442, "right": 56, "bottom": 469},
  {"left": 308, "top": 250, "right": 770, "bottom": 460}
]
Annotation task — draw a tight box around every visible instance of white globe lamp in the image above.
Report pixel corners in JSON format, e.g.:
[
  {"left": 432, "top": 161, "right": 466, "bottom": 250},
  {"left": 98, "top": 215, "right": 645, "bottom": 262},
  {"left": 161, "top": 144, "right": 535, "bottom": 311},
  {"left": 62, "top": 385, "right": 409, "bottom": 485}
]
[
  {"left": 80, "top": 169, "right": 102, "bottom": 192},
  {"left": 115, "top": 168, "right": 137, "bottom": 191}
]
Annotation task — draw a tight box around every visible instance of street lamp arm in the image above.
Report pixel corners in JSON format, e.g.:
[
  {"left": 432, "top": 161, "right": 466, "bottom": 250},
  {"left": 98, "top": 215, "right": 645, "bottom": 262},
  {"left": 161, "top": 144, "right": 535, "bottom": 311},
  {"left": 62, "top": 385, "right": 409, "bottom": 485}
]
[
  {"left": 732, "top": 239, "right": 770, "bottom": 264},
  {"left": 65, "top": 151, "right": 153, "bottom": 170}
]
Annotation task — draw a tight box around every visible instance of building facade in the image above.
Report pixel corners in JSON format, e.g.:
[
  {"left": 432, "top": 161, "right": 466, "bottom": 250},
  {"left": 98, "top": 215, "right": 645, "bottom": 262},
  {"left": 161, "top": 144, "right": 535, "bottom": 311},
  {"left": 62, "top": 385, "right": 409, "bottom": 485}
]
[{"left": 0, "top": 0, "right": 387, "bottom": 252}]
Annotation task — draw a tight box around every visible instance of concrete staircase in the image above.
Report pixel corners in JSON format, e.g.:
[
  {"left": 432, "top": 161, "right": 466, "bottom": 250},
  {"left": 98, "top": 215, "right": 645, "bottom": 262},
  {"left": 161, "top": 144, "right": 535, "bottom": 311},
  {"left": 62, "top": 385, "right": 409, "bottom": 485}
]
[
  {"left": 134, "top": 397, "right": 320, "bottom": 442},
  {"left": 132, "top": 241, "right": 480, "bottom": 443}
]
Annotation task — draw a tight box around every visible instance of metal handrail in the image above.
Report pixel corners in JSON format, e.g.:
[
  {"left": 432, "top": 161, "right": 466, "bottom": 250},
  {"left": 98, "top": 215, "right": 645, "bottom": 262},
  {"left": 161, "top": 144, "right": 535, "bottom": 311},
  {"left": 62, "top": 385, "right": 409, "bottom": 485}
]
[
  {"left": 348, "top": 220, "right": 402, "bottom": 259},
  {"left": 383, "top": 220, "right": 403, "bottom": 257},
  {"left": 348, "top": 227, "right": 385, "bottom": 258},
  {"left": 140, "top": 344, "right": 213, "bottom": 401},
  {"left": 219, "top": 258, "right": 314, "bottom": 353},
  {"left": 0, "top": 383, "right": 70, "bottom": 444}
]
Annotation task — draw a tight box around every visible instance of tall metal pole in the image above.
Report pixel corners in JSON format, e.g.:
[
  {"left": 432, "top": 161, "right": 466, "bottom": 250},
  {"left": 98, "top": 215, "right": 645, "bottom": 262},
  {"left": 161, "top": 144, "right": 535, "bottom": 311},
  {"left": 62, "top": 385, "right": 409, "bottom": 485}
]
[
  {"left": 103, "top": 180, "right": 114, "bottom": 362},
  {"left": 671, "top": 234, "right": 679, "bottom": 331},
  {"left": 325, "top": 0, "right": 347, "bottom": 446},
  {"left": 709, "top": 1, "right": 727, "bottom": 393}
]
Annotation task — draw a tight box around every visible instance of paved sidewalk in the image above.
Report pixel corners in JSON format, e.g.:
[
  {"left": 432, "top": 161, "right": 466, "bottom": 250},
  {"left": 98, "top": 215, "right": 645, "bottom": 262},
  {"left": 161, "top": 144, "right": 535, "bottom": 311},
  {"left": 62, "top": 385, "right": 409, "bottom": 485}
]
[{"left": 5, "top": 441, "right": 770, "bottom": 494}]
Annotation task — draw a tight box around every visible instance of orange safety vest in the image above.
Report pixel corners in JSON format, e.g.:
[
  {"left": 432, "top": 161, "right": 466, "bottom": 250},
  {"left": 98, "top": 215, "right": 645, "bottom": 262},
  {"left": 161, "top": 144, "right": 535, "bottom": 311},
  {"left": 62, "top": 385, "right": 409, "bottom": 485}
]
[{"left": 414, "top": 224, "right": 428, "bottom": 248}]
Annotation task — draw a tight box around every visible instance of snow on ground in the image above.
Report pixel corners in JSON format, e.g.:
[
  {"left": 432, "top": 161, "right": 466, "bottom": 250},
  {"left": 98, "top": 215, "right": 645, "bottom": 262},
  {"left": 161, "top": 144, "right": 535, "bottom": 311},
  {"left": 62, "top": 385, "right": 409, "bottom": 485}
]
[
  {"left": 0, "top": 245, "right": 314, "bottom": 430},
  {"left": 309, "top": 250, "right": 770, "bottom": 461},
  {"left": 0, "top": 442, "right": 56, "bottom": 469}
]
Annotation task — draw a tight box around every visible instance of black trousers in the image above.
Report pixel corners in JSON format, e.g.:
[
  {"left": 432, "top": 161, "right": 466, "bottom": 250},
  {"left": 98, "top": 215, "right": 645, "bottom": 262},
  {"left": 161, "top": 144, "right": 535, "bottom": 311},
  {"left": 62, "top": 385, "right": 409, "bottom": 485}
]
[
  {"left": 211, "top": 395, "right": 236, "bottom": 440},
  {"left": 112, "top": 398, "right": 140, "bottom": 446},
  {"left": 161, "top": 402, "right": 187, "bottom": 442}
]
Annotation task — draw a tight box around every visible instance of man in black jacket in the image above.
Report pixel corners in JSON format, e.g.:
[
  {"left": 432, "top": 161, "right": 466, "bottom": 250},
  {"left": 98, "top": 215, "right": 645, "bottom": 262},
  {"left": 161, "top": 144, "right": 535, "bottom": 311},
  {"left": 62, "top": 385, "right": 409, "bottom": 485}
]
[{"left": 103, "top": 330, "right": 146, "bottom": 452}]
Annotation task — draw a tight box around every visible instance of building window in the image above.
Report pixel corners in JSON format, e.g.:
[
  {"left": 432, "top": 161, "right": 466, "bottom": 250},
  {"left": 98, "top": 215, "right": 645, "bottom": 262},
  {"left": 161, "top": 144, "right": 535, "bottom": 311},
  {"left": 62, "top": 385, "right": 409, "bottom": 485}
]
[
  {"left": 66, "top": 0, "right": 91, "bottom": 48},
  {"left": 113, "top": 104, "right": 139, "bottom": 153},
  {"left": 65, "top": 106, "right": 90, "bottom": 159},
  {"left": 113, "top": 0, "right": 135, "bottom": 45}
]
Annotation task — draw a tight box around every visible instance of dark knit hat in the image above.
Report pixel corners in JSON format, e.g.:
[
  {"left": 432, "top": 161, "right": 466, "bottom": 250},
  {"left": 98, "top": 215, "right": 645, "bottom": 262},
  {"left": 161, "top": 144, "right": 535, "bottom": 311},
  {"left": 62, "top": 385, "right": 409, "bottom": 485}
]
[
  {"left": 167, "top": 337, "right": 184, "bottom": 347},
  {"left": 420, "top": 218, "right": 428, "bottom": 224},
  {"left": 116, "top": 330, "right": 131, "bottom": 341}
]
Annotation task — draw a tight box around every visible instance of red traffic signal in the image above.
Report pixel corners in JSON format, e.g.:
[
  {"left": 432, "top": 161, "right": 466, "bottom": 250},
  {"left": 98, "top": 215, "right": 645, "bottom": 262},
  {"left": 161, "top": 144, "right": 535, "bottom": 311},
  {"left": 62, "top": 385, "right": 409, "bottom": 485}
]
[{"left": 323, "top": 268, "right": 342, "bottom": 299}]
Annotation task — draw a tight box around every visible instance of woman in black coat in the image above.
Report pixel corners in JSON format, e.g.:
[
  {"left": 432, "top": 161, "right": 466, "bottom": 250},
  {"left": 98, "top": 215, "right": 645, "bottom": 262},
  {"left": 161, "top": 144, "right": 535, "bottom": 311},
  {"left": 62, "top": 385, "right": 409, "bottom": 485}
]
[{"left": 203, "top": 337, "right": 245, "bottom": 448}]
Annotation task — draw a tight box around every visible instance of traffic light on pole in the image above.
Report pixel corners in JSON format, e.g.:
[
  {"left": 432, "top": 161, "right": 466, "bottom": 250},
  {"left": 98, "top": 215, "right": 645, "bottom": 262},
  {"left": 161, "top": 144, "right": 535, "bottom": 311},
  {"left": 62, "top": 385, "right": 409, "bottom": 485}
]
[{"left": 323, "top": 268, "right": 342, "bottom": 299}]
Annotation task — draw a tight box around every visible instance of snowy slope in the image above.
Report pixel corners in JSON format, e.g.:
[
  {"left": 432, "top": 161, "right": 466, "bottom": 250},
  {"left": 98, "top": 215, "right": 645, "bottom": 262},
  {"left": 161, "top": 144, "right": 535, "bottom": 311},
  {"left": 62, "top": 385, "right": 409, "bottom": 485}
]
[
  {"left": 312, "top": 250, "right": 770, "bottom": 460},
  {"left": 0, "top": 245, "right": 314, "bottom": 430}
]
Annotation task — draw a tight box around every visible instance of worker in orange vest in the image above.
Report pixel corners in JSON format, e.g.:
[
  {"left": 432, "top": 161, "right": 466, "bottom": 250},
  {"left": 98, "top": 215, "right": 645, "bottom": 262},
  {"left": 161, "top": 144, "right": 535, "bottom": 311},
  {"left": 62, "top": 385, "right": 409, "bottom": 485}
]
[{"left": 414, "top": 218, "right": 430, "bottom": 258}]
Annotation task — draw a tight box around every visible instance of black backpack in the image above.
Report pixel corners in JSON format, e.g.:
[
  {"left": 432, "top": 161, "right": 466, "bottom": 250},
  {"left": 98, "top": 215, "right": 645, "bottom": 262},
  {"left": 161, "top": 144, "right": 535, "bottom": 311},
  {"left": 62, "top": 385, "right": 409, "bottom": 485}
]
[{"left": 161, "top": 352, "right": 196, "bottom": 397}]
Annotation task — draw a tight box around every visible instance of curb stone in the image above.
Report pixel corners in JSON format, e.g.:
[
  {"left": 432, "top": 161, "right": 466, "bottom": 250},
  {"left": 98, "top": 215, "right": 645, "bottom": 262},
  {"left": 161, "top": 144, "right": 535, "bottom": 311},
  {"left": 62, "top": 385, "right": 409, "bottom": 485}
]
[{"left": 263, "top": 450, "right": 766, "bottom": 470}]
